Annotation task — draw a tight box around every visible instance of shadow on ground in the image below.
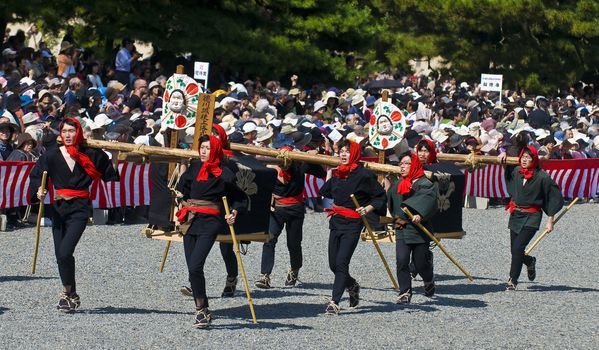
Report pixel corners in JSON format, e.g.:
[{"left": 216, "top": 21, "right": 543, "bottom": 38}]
[
  {"left": 216, "top": 302, "right": 325, "bottom": 320},
  {"left": 525, "top": 284, "right": 599, "bottom": 293},
  {"left": 0, "top": 275, "right": 57, "bottom": 283},
  {"left": 86, "top": 307, "right": 190, "bottom": 315}
]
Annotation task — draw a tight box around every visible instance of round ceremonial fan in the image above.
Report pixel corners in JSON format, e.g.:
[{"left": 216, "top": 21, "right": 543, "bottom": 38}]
[
  {"left": 161, "top": 74, "right": 202, "bottom": 130},
  {"left": 368, "top": 101, "right": 407, "bottom": 150}
]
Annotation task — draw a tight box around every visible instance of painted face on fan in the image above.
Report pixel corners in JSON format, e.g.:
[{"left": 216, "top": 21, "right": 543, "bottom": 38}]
[
  {"left": 60, "top": 123, "right": 77, "bottom": 146},
  {"left": 199, "top": 140, "right": 211, "bottom": 162},
  {"left": 377, "top": 115, "right": 393, "bottom": 135},
  {"left": 169, "top": 90, "right": 185, "bottom": 113},
  {"left": 339, "top": 145, "right": 351, "bottom": 165}
]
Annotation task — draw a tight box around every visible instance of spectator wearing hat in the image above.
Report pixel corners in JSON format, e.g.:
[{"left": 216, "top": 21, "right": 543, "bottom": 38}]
[
  {"left": 115, "top": 37, "right": 141, "bottom": 86},
  {"left": 100, "top": 87, "right": 124, "bottom": 116},
  {"left": 148, "top": 81, "right": 163, "bottom": 111},
  {"left": 241, "top": 121, "right": 258, "bottom": 144},
  {"left": 0, "top": 120, "right": 17, "bottom": 160},
  {"left": 518, "top": 100, "right": 535, "bottom": 121},
  {"left": 7, "top": 133, "right": 37, "bottom": 161},
  {"left": 322, "top": 91, "right": 339, "bottom": 121}
]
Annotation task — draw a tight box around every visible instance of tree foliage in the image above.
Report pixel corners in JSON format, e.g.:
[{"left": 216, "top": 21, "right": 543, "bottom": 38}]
[
  {"left": 3, "top": 0, "right": 599, "bottom": 91},
  {"left": 376, "top": 0, "right": 599, "bottom": 93}
]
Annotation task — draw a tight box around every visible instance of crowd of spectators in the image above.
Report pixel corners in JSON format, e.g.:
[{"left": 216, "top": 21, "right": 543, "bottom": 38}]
[{"left": 2, "top": 28, "right": 599, "bottom": 229}]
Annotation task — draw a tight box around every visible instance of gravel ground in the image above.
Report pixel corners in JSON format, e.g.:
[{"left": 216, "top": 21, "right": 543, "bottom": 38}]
[{"left": 1, "top": 203, "right": 598, "bottom": 349}]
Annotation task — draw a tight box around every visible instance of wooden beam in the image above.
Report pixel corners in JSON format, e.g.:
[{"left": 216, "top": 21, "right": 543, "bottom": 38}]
[{"left": 82, "top": 139, "right": 520, "bottom": 175}]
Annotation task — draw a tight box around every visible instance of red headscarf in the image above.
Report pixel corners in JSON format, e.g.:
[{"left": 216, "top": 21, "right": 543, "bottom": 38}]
[
  {"left": 277, "top": 146, "right": 293, "bottom": 183},
  {"left": 518, "top": 145, "right": 539, "bottom": 180},
  {"left": 59, "top": 117, "right": 101, "bottom": 180},
  {"left": 196, "top": 135, "right": 224, "bottom": 181},
  {"left": 212, "top": 124, "right": 233, "bottom": 157},
  {"left": 334, "top": 141, "right": 361, "bottom": 179},
  {"left": 397, "top": 152, "right": 425, "bottom": 194},
  {"left": 418, "top": 139, "right": 437, "bottom": 164}
]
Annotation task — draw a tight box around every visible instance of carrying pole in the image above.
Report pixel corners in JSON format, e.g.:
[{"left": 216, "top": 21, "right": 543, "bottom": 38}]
[{"left": 222, "top": 196, "right": 258, "bottom": 324}]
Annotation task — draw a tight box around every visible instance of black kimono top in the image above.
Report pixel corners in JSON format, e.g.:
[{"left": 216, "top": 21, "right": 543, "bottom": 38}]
[
  {"left": 176, "top": 159, "right": 248, "bottom": 236},
  {"left": 505, "top": 165, "right": 564, "bottom": 232},
  {"left": 388, "top": 176, "right": 438, "bottom": 244},
  {"left": 29, "top": 146, "right": 119, "bottom": 215},
  {"left": 319, "top": 165, "right": 387, "bottom": 232},
  {"left": 274, "top": 162, "right": 326, "bottom": 198}
]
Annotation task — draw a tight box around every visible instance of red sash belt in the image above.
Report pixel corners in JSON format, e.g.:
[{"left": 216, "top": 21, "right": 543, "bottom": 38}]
[
  {"left": 275, "top": 193, "right": 304, "bottom": 205},
  {"left": 176, "top": 207, "right": 221, "bottom": 223},
  {"left": 505, "top": 200, "right": 542, "bottom": 215},
  {"left": 55, "top": 189, "right": 90, "bottom": 200},
  {"left": 325, "top": 205, "right": 361, "bottom": 219}
]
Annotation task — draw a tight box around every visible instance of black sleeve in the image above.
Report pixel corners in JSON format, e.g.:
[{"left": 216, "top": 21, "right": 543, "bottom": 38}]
[
  {"left": 176, "top": 161, "right": 198, "bottom": 200},
  {"left": 319, "top": 178, "right": 332, "bottom": 198},
  {"left": 365, "top": 171, "right": 387, "bottom": 215},
  {"left": 300, "top": 161, "right": 326, "bottom": 178},
  {"left": 505, "top": 164, "right": 518, "bottom": 184},
  {"left": 386, "top": 181, "right": 397, "bottom": 215},
  {"left": 28, "top": 152, "right": 49, "bottom": 203},
  {"left": 223, "top": 169, "right": 248, "bottom": 214},
  {"left": 95, "top": 150, "right": 120, "bottom": 182}
]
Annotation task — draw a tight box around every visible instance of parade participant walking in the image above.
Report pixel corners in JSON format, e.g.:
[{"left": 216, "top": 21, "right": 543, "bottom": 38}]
[
  {"left": 255, "top": 136, "right": 326, "bottom": 289},
  {"left": 213, "top": 124, "right": 242, "bottom": 297},
  {"left": 498, "top": 146, "right": 563, "bottom": 290},
  {"left": 29, "top": 117, "right": 119, "bottom": 312},
  {"left": 175, "top": 135, "right": 247, "bottom": 328},
  {"left": 410, "top": 138, "right": 438, "bottom": 277},
  {"left": 388, "top": 152, "right": 438, "bottom": 304},
  {"left": 319, "top": 140, "right": 386, "bottom": 314},
  {"left": 179, "top": 125, "right": 244, "bottom": 299}
]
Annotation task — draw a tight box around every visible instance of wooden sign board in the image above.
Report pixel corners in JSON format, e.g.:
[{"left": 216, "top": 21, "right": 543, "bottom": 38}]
[{"left": 191, "top": 93, "right": 215, "bottom": 151}]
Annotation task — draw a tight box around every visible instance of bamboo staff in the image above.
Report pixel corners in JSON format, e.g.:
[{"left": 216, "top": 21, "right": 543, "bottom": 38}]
[
  {"left": 437, "top": 153, "right": 519, "bottom": 165},
  {"left": 401, "top": 207, "right": 474, "bottom": 281},
  {"left": 350, "top": 194, "right": 399, "bottom": 290},
  {"left": 159, "top": 165, "right": 180, "bottom": 273},
  {"left": 32, "top": 171, "right": 48, "bottom": 274},
  {"left": 525, "top": 197, "right": 579, "bottom": 255},
  {"left": 222, "top": 196, "right": 257, "bottom": 324},
  {"left": 80, "top": 139, "right": 520, "bottom": 175}
]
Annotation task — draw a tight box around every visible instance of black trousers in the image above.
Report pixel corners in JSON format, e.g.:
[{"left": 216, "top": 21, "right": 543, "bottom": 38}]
[
  {"left": 328, "top": 228, "right": 360, "bottom": 303},
  {"left": 396, "top": 239, "right": 433, "bottom": 294},
  {"left": 184, "top": 232, "right": 217, "bottom": 308},
  {"left": 260, "top": 204, "right": 304, "bottom": 274},
  {"left": 510, "top": 227, "right": 537, "bottom": 283},
  {"left": 219, "top": 242, "right": 238, "bottom": 278},
  {"left": 51, "top": 200, "right": 89, "bottom": 292}
]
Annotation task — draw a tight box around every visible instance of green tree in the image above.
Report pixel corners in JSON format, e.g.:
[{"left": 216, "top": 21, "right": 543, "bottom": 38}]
[
  {"left": 3, "top": 0, "right": 383, "bottom": 86},
  {"left": 377, "top": 0, "right": 599, "bottom": 93}
]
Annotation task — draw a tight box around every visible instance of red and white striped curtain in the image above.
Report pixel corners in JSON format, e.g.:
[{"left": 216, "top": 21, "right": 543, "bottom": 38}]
[
  {"left": 0, "top": 161, "right": 151, "bottom": 209},
  {"left": 464, "top": 159, "right": 599, "bottom": 198},
  {"left": 3, "top": 159, "right": 598, "bottom": 209}
]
